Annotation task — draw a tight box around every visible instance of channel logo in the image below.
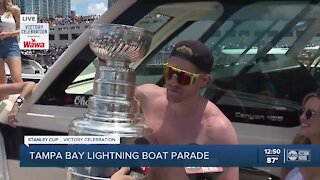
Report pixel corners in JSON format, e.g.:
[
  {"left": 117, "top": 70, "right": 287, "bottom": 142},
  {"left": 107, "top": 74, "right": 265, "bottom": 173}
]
[{"left": 286, "top": 149, "right": 311, "bottom": 162}]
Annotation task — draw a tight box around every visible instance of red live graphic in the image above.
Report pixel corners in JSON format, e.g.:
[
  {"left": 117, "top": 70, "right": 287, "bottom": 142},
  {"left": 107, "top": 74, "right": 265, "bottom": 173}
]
[{"left": 23, "top": 38, "right": 45, "bottom": 48}]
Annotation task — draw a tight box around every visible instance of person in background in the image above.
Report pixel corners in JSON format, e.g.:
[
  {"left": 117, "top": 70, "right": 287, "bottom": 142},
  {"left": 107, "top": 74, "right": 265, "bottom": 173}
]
[
  {"left": 0, "top": 0, "right": 23, "bottom": 95},
  {"left": 0, "top": 81, "right": 35, "bottom": 180},
  {"left": 281, "top": 91, "right": 320, "bottom": 180},
  {"left": 281, "top": 134, "right": 310, "bottom": 180},
  {"left": 0, "top": 81, "right": 35, "bottom": 127}
]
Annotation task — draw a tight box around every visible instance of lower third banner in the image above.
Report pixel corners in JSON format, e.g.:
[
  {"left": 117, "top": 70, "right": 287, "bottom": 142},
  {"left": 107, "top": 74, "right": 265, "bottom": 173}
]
[{"left": 20, "top": 144, "right": 320, "bottom": 167}]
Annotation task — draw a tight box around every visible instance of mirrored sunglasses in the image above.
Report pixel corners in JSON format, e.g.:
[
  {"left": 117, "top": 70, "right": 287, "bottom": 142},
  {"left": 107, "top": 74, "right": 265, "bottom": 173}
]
[
  {"left": 298, "top": 108, "right": 320, "bottom": 120},
  {"left": 163, "top": 63, "right": 201, "bottom": 86}
]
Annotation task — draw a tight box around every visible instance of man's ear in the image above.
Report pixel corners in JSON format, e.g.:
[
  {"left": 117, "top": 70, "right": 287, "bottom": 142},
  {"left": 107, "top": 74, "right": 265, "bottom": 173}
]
[{"left": 200, "top": 74, "right": 212, "bottom": 88}]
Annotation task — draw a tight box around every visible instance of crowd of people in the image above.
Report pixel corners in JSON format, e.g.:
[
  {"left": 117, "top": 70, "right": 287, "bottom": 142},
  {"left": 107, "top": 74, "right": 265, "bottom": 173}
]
[
  {"left": 21, "top": 44, "right": 68, "bottom": 67},
  {"left": 19, "top": 14, "right": 100, "bottom": 68},
  {"left": 18, "top": 14, "right": 100, "bottom": 68},
  {"left": 38, "top": 14, "right": 100, "bottom": 26}
]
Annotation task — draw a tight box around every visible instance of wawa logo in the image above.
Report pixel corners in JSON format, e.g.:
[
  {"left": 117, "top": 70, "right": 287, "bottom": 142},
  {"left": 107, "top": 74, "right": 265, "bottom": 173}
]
[{"left": 23, "top": 38, "right": 45, "bottom": 48}]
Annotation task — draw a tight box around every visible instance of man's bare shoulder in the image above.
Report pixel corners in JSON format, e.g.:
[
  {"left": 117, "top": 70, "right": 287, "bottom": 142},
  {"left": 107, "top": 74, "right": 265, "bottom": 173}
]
[
  {"left": 203, "top": 102, "right": 238, "bottom": 145},
  {"left": 136, "top": 84, "right": 165, "bottom": 100},
  {"left": 138, "top": 84, "right": 163, "bottom": 92}
]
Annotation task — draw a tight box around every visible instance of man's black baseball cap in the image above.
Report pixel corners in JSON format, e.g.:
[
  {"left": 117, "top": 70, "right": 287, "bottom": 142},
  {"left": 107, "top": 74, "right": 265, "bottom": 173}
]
[{"left": 170, "top": 40, "right": 214, "bottom": 73}]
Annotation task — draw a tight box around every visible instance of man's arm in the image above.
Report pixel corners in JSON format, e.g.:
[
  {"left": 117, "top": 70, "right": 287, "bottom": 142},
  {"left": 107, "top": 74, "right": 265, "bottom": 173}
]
[
  {"left": 135, "top": 84, "right": 162, "bottom": 145},
  {"left": 135, "top": 84, "right": 162, "bottom": 107},
  {"left": 215, "top": 128, "right": 239, "bottom": 180},
  {"left": 206, "top": 111, "right": 239, "bottom": 180}
]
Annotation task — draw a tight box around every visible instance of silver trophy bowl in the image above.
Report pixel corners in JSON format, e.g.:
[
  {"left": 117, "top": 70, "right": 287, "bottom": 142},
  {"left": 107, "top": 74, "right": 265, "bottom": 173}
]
[
  {"left": 67, "top": 24, "right": 153, "bottom": 180},
  {"left": 89, "top": 24, "right": 152, "bottom": 62}
]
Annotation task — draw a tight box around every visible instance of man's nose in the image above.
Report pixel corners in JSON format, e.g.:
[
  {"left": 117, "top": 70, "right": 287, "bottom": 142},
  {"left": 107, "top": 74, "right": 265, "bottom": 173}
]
[{"left": 167, "top": 74, "right": 180, "bottom": 86}]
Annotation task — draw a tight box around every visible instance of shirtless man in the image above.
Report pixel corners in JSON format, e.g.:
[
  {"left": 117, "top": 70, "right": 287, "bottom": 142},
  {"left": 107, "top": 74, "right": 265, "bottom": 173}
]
[{"left": 115, "top": 40, "right": 239, "bottom": 180}]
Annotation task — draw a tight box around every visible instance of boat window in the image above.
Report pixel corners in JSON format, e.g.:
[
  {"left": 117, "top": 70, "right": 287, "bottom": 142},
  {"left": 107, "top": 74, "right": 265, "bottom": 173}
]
[
  {"left": 135, "top": 13, "right": 172, "bottom": 34},
  {"left": 136, "top": 1, "right": 224, "bottom": 85},
  {"left": 137, "top": 0, "right": 319, "bottom": 127},
  {"left": 65, "top": 60, "right": 96, "bottom": 95},
  {"left": 204, "top": 1, "right": 318, "bottom": 127}
]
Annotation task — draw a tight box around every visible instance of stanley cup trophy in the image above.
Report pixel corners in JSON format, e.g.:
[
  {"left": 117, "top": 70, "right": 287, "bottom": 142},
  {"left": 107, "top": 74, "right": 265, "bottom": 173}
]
[{"left": 66, "top": 24, "right": 153, "bottom": 180}]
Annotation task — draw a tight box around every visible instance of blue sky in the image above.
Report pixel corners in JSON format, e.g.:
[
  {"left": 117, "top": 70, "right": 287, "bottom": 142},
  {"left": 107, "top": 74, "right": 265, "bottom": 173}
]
[{"left": 71, "top": 0, "right": 108, "bottom": 16}]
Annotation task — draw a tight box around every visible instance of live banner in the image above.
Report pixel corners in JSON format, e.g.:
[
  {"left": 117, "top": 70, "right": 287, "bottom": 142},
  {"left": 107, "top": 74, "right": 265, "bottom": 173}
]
[{"left": 19, "top": 14, "right": 49, "bottom": 50}]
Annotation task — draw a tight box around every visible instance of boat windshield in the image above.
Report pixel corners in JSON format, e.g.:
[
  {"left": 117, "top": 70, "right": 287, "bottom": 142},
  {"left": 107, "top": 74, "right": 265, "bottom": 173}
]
[{"left": 66, "top": 0, "right": 319, "bottom": 115}]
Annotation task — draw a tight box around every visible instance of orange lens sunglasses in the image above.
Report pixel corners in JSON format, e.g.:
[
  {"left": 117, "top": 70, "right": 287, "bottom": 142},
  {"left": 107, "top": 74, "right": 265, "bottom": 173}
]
[{"left": 163, "top": 63, "right": 201, "bottom": 86}]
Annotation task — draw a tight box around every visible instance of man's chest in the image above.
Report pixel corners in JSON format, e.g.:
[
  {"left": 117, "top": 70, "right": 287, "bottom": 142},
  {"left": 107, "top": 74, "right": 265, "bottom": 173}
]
[{"left": 145, "top": 114, "right": 208, "bottom": 144}]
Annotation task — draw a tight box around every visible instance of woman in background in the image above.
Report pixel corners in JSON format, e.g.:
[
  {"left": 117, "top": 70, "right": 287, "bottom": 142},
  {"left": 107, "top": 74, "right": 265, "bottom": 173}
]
[
  {"left": 0, "top": 0, "right": 23, "bottom": 97},
  {"left": 0, "top": 81, "right": 34, "bottom": 179},
  {"left": 281, "top": 134, "right": 310, "bottom": 180},
  {"left": 282, "top": 91, "right": 320, "bottom": 180}
]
